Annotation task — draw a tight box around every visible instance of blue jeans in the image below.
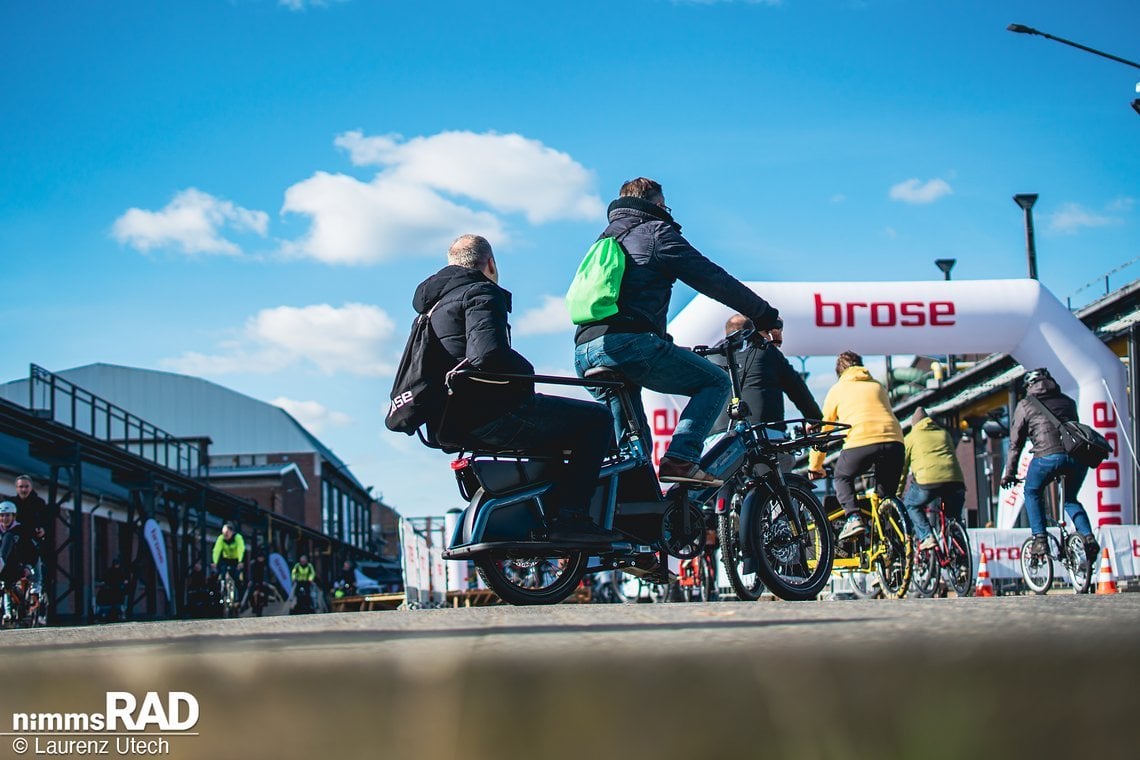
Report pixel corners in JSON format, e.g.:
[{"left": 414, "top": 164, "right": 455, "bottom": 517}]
[
  {"left": 1023, "top": 453, "right": 1092, "bottom": 537},
  {"left": 463, "top": 393, "right": 613, "bottom": 515},
  {"left": 902, "top": 482, "right": 965, "bottom": 540},
  {"left": 574, "top": 332, "right": 730, "bottom": 464}
]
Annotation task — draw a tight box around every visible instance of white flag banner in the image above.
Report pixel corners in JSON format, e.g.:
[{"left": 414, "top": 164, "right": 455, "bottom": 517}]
[{"left": 143, "top": 519, "right": 171, "bottom": 602}]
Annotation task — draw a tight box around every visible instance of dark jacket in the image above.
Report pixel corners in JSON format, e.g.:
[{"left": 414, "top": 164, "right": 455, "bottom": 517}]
[
  {"left": 11, "top": 490, "right": 48, "bottom": 536},
  {"left": 1003, "top": 375, "right": 1078, "bottom": 477},
  {"left": 574, "top": 197, "right": 780, "bottom": 344},
  {"left": 0, "top": 522, "right": 32, "bottom": 583},
  {"left": 413, "top": 265, "right": 535, "bottom": 434},
  {"left": 710, "top": 343, "right": 822, "bottom": 432}
]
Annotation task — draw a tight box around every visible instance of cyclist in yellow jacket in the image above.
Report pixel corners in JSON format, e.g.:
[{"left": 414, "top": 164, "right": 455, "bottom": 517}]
[
  {"left": 807, "top": 351, "right": 904, "bottom": 542},
  {"left": 211, "top": 522, "right": 246, "bottom": 583},
  {"left": 290, "top": 554, "right": 317, "bottom": 614}
]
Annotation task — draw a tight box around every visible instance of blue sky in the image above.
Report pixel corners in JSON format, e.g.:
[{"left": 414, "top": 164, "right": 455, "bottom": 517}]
[{"left": 2, "top": 0, "right": 1137, "bottom": 517}]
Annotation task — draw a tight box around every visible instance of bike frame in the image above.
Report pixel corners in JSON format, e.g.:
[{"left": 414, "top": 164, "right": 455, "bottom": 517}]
[
  {"left": 828, "top": 489, "right": 905, "bottom": 573},
  {"left": 442, "top": 369, "right": 671, "bottom": 568}
]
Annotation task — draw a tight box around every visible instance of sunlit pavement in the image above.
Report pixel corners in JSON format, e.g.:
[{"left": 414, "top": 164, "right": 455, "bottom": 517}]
[{"left": 1, "top": 594, "right": 1136, "bottom": 759}]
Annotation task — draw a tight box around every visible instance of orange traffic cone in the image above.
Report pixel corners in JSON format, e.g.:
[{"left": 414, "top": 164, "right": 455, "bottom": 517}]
[
  {"left": 1096, "top": 548, "right": 1119, "bottom": 595},
  {"left": 975, "top": 551, "right": 994, "bottom": 597}
]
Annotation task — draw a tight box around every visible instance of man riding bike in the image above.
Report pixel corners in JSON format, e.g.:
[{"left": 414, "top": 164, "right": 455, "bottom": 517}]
[
  {"left": 573, "top": 177, "right": 781, "bottom": 487},
  {"left": 211, "top": 522, "right": 246, "bottom": 593}
]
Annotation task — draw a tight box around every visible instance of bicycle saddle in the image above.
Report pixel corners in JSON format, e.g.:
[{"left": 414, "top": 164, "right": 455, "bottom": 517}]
[{"left": 583, "top": 366, "right": 629, "bottom": 384}]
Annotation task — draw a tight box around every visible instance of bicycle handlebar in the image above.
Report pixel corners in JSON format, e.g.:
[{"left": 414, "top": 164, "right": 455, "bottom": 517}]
[{"left": 692, "top": 327, "right": 769, "bottom": 358}]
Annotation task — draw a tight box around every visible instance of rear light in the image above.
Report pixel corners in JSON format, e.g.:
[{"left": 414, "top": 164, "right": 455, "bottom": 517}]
[
  {"left": 715, "top": 495, "right": 727, "bottom": 514},
  {"left": 451, "top": 458, "right": 471, "bottom": 471}
]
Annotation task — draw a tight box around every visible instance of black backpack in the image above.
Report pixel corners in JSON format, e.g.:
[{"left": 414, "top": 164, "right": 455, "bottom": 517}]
[
  {"left": 1027, "top": 395, "right": 1113, "bottom": 468},
  {"left": 385, "top": 297, "right": 458, "bottom": 436}
]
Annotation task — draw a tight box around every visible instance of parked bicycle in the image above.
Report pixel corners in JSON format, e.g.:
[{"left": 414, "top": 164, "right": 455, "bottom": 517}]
[
  {"left": 826, "top": 476, "right": 914, "bottom": 599},
  {"left": 910, "top": 498, "right": 973, "bottom": 598},
  {"left": 1013, "top": 478, "right": 1093, "bottom": 594},
  {"left": 439, "top": 328, "right": 843, "bottom": 604}
]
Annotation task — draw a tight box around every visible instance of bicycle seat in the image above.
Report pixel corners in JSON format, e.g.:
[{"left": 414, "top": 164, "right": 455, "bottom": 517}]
[{"left": 583, "top": 366, "right": 629, "bottom": 385}]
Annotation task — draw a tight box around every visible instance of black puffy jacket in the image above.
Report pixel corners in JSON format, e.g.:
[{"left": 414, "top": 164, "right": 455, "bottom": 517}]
[
  {"left": 575, "top": 197, "right": 779, "bottom": 344},
  {"left": 412, "top": 265, "right": 534, "bottom": 434},
  {"left": 1003, "top": 374, "right": 1078, "bottom": 477}
]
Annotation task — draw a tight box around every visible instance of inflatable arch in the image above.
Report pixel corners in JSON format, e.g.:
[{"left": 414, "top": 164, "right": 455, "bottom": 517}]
[{"left": 648, "top": 279, "right": 1133, "bottom": 528}]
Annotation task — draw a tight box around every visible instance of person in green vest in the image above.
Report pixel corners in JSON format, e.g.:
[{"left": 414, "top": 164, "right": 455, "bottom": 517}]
[{"left": 898, "top": 407, "right": 966, "bottom": 550}]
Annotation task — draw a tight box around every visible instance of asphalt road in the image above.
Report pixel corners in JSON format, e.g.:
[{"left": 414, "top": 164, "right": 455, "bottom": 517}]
[{"left": 1, "top": 595, "right": 1137, "bottom": 759}]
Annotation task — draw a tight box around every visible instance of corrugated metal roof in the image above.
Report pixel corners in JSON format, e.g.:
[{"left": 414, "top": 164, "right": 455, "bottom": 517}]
[{"left": 0, "top": 363, "right": 365, "bottom": 493}]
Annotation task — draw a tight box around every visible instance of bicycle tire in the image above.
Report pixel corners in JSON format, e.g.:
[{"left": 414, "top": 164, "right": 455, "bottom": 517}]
[
  {"left": 475, "top": 551, "right": 589, "bottom": 606},
  {"left": 717, "top": 508, "right": 765, "bottom": 601},
  {"left": 748, "top": 482, "right": 834, "bottom": 601},
  {"left": 1020, "top": 536, "right": 1054, "bottom": 594},
  {"left": 945, "top": 521, "right": 973, "bottom": 597},
  {"left": 1065, "top": 533, "right": 1093, "bottom": 594},
  {"left": 910, "top": 543, "right": 939, "bottom": 598},
  {"left": 874, "top": 497, "right": 913, "bottom": 599}
]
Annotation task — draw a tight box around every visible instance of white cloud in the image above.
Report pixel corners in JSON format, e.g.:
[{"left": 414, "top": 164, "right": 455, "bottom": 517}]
[
  {"left": 888, "top": 178, "right": 953, "bottom": 205},
  {"left": 281, "top": 172, "right": 505, "bottom": 265},
  {"left": 112, "top": 188, "right": 268, "bottom": 255},
  {"left": 1107, "top": 196, "right": 1135, "bottom": 213},
  {"left": 1047, "top": 203, "right": 1119, "bottom": 235},
  {"left": 513, "top": 295, "right": 573, "bottom": 336},
  {"left": 162, "top": 302, "right": 396, "bottom": 377},
  {"left": 334, "top": 130, "right": 603, "bottom": 224},
  {"left": 270, "top": 396, "right": 352, "bottom": 434},
  {"left": 280, "top": 130, "right": 603, "bottom": 265}
]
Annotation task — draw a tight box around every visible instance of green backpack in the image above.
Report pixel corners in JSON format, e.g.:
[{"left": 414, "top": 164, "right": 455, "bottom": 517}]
[{"left": 566, "top": 235, "right": 628, "bottom": 325}]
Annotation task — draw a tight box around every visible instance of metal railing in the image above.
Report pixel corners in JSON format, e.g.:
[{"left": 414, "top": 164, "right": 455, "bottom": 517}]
[{"left": 28, "top": 364, "right": 208, "bottom": 478}]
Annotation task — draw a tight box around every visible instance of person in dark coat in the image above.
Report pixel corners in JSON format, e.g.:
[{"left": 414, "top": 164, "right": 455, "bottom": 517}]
[
  {"left": 1000, "top": 368, "right": 1099, "bottom": 559},
  {"left": 415, "top": 234, "right": 616, "bottom": 544},
  {"left": 11, "top": 475, "right": 48, "bottom": 547},
  {"left": 709, "top": 314, "right": 822, "bottom": 434},
  {"left": 573, "top": 178, "right": 781, "bottom": 487}
]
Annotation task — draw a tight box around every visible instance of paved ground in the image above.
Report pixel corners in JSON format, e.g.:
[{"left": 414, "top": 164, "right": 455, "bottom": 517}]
[{"left": 1, "top": 595, "right": 1137, "bottom": 759}]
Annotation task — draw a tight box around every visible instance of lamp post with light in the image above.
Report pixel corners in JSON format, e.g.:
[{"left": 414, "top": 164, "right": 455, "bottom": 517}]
[{"left": 1007, "top": 24, "right": 1140, "bottom": 115}]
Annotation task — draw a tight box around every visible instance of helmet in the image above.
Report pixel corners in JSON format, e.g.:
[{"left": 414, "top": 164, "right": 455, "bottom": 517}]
[
  {"left": 0, "top": 501, "right": 16, "bottom": 515},
  {"left": 1023, "top": 367, "right": 1051, "bottom": 388}
]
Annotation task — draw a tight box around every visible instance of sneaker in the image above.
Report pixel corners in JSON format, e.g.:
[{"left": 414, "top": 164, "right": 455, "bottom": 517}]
[
  {"left": 658, "top": 457, "right": 724, "bottom": 487},
  {"left": 548, "top": 513, "right": 622, "bottom": 544},
  {"left": 837, "top": 514, "right": 865, "bottom": 541},
  {"left": 1083, "top": 534, "right": 1100, "bottom": 563},
  {"left": 1031, "top": 534, "right": 1049, "bottom": 556},
  {"left": 918, "top": 534, "right": 937, "bottom": 551}
]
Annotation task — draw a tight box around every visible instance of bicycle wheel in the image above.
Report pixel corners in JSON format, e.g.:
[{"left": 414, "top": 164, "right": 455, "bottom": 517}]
[
  {"left": 1065, "top": 534, "right": 1093, "bottom": 594},
  {"left": 700, "top": 555, "right": 717, "bottom": 602},
  {"left": 845, "top": 570, "right": 882, "bottom": 599},
  {"left": 1020, "top": 536, "right": 1054, "bottom": 594},
  {"left": 717, "top": 508, "right": 764, "bottom": 601},
  {"left": 873, "top": 497, "right": 913, "bottom": 599},
  {"left": 221, "top": 577, "right": 238, "bottom": 618},
  {"left": 910, "top": 544, "right": 939, "bottom": 598},
  {"left": 748, "top": 482, "right": 834, "bottom": 601},
  {"left": 945, "top": 521, "right": 974, "bottom": 597},
  {"left": 476, "top": 551, "right": 589, "bottom": 606}
]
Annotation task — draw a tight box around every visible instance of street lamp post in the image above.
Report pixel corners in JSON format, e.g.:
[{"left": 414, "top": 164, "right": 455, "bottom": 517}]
[
  {"left": 935, "top": 259, "right": 956, "bottom": 375},
  {"left": 1008, "top": 24, "right": 1140, "bottom": 116},
  {"left": 1013, "top": 194, "right": 1039, "bottom": 280}
]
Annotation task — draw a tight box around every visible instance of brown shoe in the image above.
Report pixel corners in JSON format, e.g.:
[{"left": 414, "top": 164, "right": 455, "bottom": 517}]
[{"left": 658, "top": 457, "right": 724, "bottom": 487}]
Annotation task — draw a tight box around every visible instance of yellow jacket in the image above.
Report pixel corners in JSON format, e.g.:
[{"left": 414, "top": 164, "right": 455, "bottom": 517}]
[{"left": 808, "top": 366, "right": 903, "bottom": 471}]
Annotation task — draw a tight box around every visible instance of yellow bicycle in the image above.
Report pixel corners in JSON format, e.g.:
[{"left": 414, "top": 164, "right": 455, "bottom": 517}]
[{"left": 827, "top": 482, "right": 914, "bottom": 599}]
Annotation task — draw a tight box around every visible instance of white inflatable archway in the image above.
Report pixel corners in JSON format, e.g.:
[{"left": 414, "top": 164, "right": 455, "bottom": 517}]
[{"left": 649, "top": 279, "right": 1132, "bottom": 528}]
